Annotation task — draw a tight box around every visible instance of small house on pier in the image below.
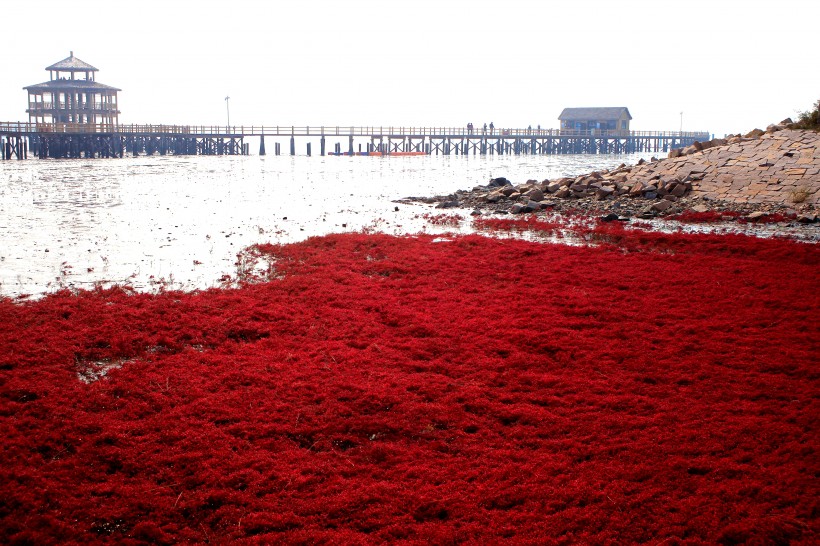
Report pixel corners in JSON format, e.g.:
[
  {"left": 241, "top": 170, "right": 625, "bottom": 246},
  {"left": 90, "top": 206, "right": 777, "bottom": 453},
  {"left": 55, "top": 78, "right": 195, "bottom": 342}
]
[
  {"left": 24, "top": 52, "right": 120, "bottom": 126},
  {"left": 559, "top": 107, "right": 632, "bottom": 135}
]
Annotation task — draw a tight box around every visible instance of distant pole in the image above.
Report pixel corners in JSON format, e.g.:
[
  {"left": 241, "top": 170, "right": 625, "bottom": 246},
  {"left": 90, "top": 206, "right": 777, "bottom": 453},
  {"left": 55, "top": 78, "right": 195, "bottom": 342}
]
[
  {"left": 679, "top": 111, "right": 683, "bottom": 133},
  {"left": 225, "top": 96, "right": 231, "bottom": 132}
]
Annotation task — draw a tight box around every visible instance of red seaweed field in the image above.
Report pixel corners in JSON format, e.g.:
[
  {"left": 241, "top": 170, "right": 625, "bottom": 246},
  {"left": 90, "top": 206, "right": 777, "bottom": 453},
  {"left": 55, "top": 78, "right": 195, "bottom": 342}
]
[{"left": 1, "top": 225, "right": 818, "bottom": 544}]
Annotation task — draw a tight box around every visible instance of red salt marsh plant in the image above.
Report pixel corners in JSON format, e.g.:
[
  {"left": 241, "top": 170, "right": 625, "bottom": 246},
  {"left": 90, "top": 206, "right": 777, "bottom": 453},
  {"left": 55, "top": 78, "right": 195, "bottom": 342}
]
[
  {"left": 1, "top": 228, "right": 818, "bottom": 544},
  {"left": 420, "top": 213, "right": 464, "bottom": 227},
  {"left": 737, "top": 212, "right": 798, "bottom": 224},
  {"left": 473, "top": 215, "right": 568, "bottom": 238}
]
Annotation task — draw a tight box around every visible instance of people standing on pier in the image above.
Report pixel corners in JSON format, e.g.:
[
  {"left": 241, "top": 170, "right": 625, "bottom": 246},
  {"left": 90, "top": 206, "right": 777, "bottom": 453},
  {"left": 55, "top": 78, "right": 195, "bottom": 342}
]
[
  {"left": 483, "top": 123, "right": 487, "bottom": 135},
  {"left": 489, "top": 122, "right": 494, "bottom": 135},
  {"left": 467, "top": 122, "right": 473, "bottom": 134}
]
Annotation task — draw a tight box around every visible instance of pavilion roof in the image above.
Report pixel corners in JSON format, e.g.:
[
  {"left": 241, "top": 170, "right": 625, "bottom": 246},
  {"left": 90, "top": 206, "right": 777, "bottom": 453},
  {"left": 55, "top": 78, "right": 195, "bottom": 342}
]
[
  {"left": 46, "top": 52, "right": 99, "bottom": 72},
  {"left": 24, "top": 80, "right": 120, "bottom": 92}
]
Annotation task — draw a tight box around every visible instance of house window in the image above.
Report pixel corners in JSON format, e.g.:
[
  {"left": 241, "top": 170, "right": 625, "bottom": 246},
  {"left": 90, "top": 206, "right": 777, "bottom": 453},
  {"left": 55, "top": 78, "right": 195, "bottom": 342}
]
[{"left": 621, "top": 120, "right": 628, "bottom": 130}]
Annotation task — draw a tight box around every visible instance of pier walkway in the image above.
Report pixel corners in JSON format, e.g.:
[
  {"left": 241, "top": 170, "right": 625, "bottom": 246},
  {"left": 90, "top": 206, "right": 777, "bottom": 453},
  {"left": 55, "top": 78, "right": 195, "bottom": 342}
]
[{"left": 0, "top": 122, "right": 710, "bottom": 160}]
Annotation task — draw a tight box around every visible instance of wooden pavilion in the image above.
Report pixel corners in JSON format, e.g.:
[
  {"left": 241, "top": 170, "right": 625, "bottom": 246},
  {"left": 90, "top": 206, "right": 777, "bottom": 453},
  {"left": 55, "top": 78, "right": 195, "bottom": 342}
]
[{"left": 24, "top": 52, "right": 120, "bottom": 126}]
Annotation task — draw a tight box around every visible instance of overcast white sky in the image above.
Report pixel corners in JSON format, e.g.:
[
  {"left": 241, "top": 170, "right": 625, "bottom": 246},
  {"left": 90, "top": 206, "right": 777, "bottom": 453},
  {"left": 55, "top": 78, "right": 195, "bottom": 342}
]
[{"left": 2, "top": 0, "right": 817, "bottom": 136}]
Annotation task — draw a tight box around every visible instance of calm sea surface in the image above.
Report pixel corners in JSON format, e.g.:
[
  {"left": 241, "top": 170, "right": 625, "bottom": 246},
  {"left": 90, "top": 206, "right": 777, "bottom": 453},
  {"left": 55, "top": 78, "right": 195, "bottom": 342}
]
[{"left": 1, "top": 152, "right": 657, "bottom": 297}]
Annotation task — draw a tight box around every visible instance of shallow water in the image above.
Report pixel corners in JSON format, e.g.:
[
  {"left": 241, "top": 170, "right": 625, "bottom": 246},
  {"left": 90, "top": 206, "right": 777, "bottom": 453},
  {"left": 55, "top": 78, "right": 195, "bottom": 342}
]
[{"left": 0, "top": 151, "right": 685, "bottom": 296}]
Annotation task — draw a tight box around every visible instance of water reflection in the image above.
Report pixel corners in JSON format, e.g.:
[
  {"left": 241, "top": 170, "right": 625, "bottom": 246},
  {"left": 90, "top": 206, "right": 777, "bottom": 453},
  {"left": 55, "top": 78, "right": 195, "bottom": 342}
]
[{"left": 1, "top": 152, "right": 659, "bottom": 297}]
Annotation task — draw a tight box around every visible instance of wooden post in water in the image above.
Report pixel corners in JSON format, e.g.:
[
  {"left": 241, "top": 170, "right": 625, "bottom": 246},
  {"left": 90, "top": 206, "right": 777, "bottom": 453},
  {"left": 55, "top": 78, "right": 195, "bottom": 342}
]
[
  {"left": 307, "top": 142, "right": 312, "bottom": 156},
  {"left": 259, "top": 135, "right": 266, "bottom": 156},
  {"left": 320, "top": 137, "right": 325, "bottom": 156},
  {"left": 290, "top": 136, "right": 295, "bottom": 156}
]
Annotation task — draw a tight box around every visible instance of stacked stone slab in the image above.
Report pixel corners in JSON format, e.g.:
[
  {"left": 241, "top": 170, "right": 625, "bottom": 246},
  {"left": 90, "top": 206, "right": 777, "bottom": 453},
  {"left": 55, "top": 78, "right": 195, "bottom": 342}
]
[
  {"left": 483, "top": 128, "right": 818, "bottom": 208},
  {"left": 654, "top": 129, "right": 819, "bottom": 205},
  {"left": 432, "top": 127, "right": 818, "bottom": 218}
]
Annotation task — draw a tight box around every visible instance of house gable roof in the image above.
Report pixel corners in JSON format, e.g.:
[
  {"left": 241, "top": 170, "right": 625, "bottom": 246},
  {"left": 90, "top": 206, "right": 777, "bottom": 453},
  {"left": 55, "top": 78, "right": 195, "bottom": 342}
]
[{"left": 558, "top": 107, "right": 632, "bottom": 121}]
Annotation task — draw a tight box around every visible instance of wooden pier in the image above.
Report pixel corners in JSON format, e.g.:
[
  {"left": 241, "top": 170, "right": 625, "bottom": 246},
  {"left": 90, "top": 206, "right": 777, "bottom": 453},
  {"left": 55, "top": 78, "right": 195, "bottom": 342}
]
[{"left": 0, "top": 122, "right": 710, "bottom": 160}]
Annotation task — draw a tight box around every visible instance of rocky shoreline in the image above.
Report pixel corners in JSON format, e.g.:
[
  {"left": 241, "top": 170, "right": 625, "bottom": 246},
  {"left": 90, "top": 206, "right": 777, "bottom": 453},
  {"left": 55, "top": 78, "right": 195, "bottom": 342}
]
[{"left": 402, "top": 125, "right": 819, "bottom": 228}]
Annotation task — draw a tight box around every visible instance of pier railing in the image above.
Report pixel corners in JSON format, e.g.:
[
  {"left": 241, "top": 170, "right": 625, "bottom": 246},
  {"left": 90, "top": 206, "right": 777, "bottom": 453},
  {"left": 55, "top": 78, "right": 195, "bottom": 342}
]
[{"left": 0, "top": 121, "right": 709, "bottom": 140}]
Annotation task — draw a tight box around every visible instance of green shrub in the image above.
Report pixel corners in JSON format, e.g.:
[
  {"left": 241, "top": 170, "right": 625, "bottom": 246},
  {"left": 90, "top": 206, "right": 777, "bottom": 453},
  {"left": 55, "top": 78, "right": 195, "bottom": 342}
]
[{"left": 789, "top": 99, "right": 820, "bottom": 131}]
